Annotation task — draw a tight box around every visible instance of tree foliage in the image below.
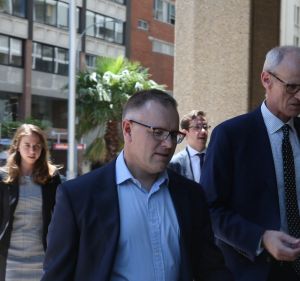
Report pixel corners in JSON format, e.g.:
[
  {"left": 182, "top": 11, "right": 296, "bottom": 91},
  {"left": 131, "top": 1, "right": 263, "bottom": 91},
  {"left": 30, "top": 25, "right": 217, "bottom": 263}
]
[
  {"left": 76, "top": 56, "right": 165, "bottom": 163},
  {"left": 1, "top": 118, "right": 50, "bottom": 139}
]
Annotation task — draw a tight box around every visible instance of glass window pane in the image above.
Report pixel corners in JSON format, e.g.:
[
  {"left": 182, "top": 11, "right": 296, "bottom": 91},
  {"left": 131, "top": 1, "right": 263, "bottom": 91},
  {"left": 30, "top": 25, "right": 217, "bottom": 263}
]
[
  {"left": 57, "top": 1, "right": 68, "bottom": 29},
  {"left": 168, "top": 3, "right": 175, "bottom": 24},
  {"left": 86, "top": 11, "right": 95, "bottom": 36},
  {"left": 10, "top": 38, "right": 22, "bottom": 66},
  {"left": 0, "top": 0, "right": 12, "bottom": 14},
  {"left": 76, "top": 7, "right": 80, "bottom": 31},
  {"left": 34, "top": 0, "right": 44, "bottom": 23},
  {"left": 95, "top": 14, "right": 105, "bottom": 38},
  {"left": 42, "top": 45, "right": 54, "bottom": 72},
  {"left": 115, "top": 21, "right": 123, "bottom": 44},
  {"left": 0, "top": 35, "right": 9, "bottom": 65},
  {"left": 105, "top": 17, "right": 115, "bottom": 42},
  {"left": 45, "top": 0, "right": 57, "bottom": 26},
  {"left": 154, "top": 0, "right": 163, "bottom": 20},
  {"left": 54, "top": 47, "right": 68, "bottom": 75},
  {"left": 12, "top": 0, "right": 26, "bottom": 17},
  {"left": 32, "top": 42, "right": 42, "bottom": 69},
  {"left": 85, "top": 54, "right": 97, "bottom": 69}
]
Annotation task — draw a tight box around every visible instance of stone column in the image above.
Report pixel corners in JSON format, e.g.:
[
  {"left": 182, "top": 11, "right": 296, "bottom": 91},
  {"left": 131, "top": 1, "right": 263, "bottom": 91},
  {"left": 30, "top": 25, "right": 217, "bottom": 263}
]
[{"left": 174, "top": 0, "right": 280, "bottom": 129}]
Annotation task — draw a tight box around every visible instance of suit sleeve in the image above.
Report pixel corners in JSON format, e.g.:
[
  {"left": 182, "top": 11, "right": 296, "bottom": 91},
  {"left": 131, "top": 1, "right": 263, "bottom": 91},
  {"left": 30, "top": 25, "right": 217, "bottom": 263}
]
[
  {"left": 41, "top": 184, "right": 79, "bottom": 281},
  {"left": 191, "top": 185, "right": 234, "bottom": 281},
  {"left": 200, "top": 125, "right": 265, "bottom": 261}
]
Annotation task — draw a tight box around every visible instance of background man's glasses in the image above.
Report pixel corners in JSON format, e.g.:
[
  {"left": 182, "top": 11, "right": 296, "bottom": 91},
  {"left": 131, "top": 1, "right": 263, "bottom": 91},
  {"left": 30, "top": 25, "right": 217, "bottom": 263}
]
[
  {"left": 129, "top": 120, "right": 185, "bottom": 144},
  {"left": 268, "top": 71, "right": 300, "bottom": 95},
  {"left": 189, "top": 124, "right": 211, "bottom": 131}
]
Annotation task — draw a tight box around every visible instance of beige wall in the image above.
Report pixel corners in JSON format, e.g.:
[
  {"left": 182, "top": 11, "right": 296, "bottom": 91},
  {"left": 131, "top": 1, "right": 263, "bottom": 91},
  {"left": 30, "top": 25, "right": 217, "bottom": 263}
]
[
  {"left": 174, "top": 0, "right": 251, "bottom": 129},
  {"left": 174, "top": 0, "right": 280, "bottom": 134}
]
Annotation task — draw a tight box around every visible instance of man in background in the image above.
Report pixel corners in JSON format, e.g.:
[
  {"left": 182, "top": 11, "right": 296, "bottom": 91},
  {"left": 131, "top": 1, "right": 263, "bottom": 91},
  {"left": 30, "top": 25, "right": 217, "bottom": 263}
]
[{"left": 169, "top": 110, "right": 209, "bottom": 183}]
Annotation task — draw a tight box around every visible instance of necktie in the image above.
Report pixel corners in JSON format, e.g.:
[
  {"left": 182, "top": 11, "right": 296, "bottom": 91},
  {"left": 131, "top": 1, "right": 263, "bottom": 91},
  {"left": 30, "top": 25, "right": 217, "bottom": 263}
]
[
  {"left": 198, "top": 153, "right": 205, "bottom": 169},
  {"left": 282, "top": 124, "right": 300, "bottom": 275}
]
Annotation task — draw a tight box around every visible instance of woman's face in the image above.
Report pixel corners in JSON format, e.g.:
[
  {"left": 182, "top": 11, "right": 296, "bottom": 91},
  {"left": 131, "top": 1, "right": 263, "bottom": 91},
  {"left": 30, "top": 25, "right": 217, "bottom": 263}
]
[{"left": 18, "top": 133, "right": 42, "bottom": 169}]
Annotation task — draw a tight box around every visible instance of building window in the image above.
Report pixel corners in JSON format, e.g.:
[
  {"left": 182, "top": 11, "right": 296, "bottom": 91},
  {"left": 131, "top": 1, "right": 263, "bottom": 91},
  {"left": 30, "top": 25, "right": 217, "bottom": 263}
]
[
  {"left": 54, "top": 47, "right": 68, "bottom": 75},
  {"left": 295, "top": 5, "right": 300, "bottom": 26},
  {"left": 57, "top": 1, "right": 68, "bottom": 29},
  {"left": 45, "top": 0, "right": 57, "bottom": 26},
  {"left": 32, "top": 42, "right": 68, "bottom": 75},
  {"left": 85, "top": 54, "right": 97, "bottom": 70},
  {"left": 85, "top": 10, "right": 125, "bottom": 45},
  {"left": 0, "top": 0, "right": 26, "bottom": 17},
  {"left": 0, "top": 34, "right": 23, "bottom": 66},
  {"left": 107, "top": 0, "right": 126, "bottom": 4},
  {"left": 33, "top": 0, "right": 80, "bottom": 30},
  {"left": 95, "top": 14, "right": 105, "bottom": 39},
  {"left": 154, "top": 0, "right": 175, "bottom": 25},
  {"left": 152, "top": 39, "right": 174, "bottom": 56},
  {"left": 138, "top": 19, "right": 149, "bottom": 31}
]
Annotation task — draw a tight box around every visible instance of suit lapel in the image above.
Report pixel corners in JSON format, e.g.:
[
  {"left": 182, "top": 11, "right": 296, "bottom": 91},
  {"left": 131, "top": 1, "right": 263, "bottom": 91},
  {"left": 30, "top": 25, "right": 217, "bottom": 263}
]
[
  {"left": 294, "top": 117, "right": 300, "bottom": 140},
  {"left": 167, "top": 170, "right": 192, "bottom": 281}
]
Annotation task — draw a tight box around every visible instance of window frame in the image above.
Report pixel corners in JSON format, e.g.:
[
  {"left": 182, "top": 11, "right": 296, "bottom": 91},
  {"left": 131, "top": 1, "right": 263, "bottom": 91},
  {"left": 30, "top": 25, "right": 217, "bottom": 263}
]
[
  {"left": 0, "top": 0, "right": 27, "bottom": 18},
  {"left": 0, "top": 34, "right": 23, "bottom": 67}
]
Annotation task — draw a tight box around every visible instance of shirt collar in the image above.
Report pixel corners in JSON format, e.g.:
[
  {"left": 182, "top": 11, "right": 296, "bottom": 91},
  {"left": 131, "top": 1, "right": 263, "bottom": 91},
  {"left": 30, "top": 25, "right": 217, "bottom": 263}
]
[
  {"left": 261, "top": 101, "right": 295, "bottom": 135},
  {"left": 116, "top": 150, "right": 169, "bottom": 189},
  {"left": 187, "top": 145, "right": 206, "bottom": 157}
]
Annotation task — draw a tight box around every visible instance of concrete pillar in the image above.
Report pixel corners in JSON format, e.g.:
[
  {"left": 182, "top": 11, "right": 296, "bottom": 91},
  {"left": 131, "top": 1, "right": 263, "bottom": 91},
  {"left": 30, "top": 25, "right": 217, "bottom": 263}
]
[{"left": 174, "top": 0, "right": 280, "bottom": 129}]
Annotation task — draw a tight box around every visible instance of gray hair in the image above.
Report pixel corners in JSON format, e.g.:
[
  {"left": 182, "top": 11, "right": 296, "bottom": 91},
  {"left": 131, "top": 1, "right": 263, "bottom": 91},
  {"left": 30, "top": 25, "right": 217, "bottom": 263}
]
[{"left": 263, "top": 45, "right": 300, "bottom": 72}]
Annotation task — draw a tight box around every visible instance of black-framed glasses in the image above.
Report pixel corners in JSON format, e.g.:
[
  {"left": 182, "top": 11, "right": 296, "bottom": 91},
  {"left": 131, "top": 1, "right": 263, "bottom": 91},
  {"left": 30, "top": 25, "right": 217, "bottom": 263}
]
[
  {"left": 189, "top": 124, "right": 211, "bottom": 131},
  {"left": 129, "top": 120, "right": 186, "bottom": 144},
  {"left": 268, "top": 71, "right": 300, "bottom": 95}
]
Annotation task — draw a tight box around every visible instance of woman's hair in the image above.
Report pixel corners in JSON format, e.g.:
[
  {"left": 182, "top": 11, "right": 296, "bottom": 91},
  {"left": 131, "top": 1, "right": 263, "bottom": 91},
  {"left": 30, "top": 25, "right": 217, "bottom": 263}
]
[{"left": 1, "top": 124, "right": 59, "bottom": 184}]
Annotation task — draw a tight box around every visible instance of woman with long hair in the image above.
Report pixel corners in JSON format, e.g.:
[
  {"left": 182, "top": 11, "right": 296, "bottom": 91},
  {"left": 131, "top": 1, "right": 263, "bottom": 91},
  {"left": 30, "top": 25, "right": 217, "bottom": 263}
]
[{"left": 0, "top": 124, "right": 61, "bottom": 280}]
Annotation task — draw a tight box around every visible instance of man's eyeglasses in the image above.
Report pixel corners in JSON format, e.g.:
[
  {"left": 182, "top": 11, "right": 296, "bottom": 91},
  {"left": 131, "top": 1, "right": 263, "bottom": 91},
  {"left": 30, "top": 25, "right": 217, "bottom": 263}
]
[
  {"left": 189, "top": 124, "right": 211, "bottom": 131},
  {"left": 129, "top": 120, "right": 186, "bottom": 144},
  {"left": 268, "top": 71, "right": 300, "bottom": 95}
]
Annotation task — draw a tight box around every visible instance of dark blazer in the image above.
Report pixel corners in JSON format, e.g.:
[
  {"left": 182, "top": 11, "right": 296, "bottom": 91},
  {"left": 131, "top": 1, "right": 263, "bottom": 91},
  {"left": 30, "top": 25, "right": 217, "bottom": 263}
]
[
  {"left": 42, "top": 160, "right": 233, "bottom": 281},
  {"left": 201, "top": 107, "right": 300, "bottom": 281},
  {"left": 169, "top": 148, "right": 194, "bottom": 181},
  {"left": 0, "top": 172, "right": 61, "bottom": 280}
]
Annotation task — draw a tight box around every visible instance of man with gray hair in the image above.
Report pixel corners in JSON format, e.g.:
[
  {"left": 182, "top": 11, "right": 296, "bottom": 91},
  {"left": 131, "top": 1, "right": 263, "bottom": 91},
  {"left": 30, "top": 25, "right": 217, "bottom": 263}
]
[{"left": 201, "top": 45, "right": 300, "bottom": 281}]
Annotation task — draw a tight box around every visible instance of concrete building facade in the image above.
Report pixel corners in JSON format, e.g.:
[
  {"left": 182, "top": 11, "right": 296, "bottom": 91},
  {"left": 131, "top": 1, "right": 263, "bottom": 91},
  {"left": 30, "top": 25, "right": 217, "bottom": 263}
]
[
  {"left": 174, "top": 0, "right": 281, "bottom": 129},
  {"left": 0, "top": 0, "right": 127, "bottom": 173}
]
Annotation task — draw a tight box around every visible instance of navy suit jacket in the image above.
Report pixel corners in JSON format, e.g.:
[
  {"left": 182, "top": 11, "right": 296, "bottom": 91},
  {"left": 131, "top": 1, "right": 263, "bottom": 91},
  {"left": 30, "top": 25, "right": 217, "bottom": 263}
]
[
  {"left": 201, "top": 107, "right": 300, "bottom": 281},
  {"left": 42, "top": 160, "right": 233, "bottom": 281}
]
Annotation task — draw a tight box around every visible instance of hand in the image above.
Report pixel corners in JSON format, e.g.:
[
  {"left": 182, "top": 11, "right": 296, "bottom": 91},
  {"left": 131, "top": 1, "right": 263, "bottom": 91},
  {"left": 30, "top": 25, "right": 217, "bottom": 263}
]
[{"left": 262, "top": 230, "right": 300, "bottom": 261}]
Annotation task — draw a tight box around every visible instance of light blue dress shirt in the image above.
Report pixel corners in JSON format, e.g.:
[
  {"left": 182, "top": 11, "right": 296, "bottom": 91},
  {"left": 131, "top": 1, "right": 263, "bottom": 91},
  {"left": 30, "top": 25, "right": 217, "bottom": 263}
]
[
  {"left": 187, "top": 145, "right": 206, "bottom": 183},
  {"left": 110, "top": 151, "right": 181, "bottom": 281},
  {"left": 261, "top": 102, "right": 300, "bottom": 233}
]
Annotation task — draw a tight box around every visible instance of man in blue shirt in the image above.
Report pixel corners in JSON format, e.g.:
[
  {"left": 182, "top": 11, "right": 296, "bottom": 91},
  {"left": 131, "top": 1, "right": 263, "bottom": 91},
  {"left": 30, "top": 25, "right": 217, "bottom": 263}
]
[
  {"left": 169, "top": 110, "right": 209, "bottom": 183},
  {"left": 42, "top": 89, "right": 233, "bottom": 281}
]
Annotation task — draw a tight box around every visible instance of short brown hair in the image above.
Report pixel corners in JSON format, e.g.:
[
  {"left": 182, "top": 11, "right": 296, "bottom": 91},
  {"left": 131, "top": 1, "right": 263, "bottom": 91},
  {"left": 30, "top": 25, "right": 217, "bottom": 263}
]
[
  {"left": 180, "top": 110, "right": 206, "bottom": 130},
  {"left": 122, "top": 89, "right": 178, "bottom": 120}
]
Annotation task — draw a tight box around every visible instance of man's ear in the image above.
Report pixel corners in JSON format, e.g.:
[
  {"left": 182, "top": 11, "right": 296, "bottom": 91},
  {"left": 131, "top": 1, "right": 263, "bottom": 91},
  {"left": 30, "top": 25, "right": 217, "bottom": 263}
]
[
  {"left": 182, "top": 129, "right": 188, "bottom": 135},
  {"left": 122, "top": 119, "right": 132, "bottom": 140},
  {"left": 261, "top": 71, "right": 272, "bottom": 90}
]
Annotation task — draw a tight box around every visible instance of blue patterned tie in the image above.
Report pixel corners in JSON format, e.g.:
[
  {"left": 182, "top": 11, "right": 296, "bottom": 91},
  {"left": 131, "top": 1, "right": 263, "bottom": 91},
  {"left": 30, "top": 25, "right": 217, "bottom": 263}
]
[{"left": 282, "top": 124, "right": 300, "bottom": 275}]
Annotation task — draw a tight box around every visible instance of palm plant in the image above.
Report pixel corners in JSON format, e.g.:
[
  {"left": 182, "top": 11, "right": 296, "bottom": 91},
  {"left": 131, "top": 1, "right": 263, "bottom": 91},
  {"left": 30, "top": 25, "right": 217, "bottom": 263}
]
[{"left": 76, "top": 56, "right": 164, "bottom": 164}]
